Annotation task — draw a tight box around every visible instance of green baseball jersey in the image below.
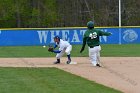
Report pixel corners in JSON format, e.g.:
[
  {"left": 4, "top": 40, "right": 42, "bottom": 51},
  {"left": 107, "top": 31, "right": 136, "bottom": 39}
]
[{"left": 81, "top": 29, "right": 111, "bottom": 49}]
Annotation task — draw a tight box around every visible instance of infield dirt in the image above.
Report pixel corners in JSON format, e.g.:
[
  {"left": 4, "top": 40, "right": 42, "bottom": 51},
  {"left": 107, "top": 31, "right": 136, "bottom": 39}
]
[{"left": 0, "top": 57, "right": 139, "bottom": 93}]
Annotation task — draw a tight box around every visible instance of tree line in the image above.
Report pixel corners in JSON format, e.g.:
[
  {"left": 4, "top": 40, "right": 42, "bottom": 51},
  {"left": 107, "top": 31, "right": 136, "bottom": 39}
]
[{"left": 0, "top": 0, "right": 139, "bottom": 28}]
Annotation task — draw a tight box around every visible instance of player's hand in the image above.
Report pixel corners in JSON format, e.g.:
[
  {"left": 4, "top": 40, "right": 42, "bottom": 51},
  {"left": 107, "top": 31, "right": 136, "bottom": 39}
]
[
  {"left": 48, "top": 47, "right": 54, "bottom": 52},
  {"left": 109, "top": 32, "right": 112, "bottom": 35}
]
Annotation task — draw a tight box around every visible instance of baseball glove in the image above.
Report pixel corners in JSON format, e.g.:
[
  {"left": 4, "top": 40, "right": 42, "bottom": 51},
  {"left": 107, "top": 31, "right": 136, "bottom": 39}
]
[{"left": 48, "top": 46, "right": 54, "bottom": 52}]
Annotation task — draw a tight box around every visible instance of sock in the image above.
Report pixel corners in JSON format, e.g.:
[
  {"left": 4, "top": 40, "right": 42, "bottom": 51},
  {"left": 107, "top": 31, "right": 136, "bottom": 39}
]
[{"left": 67, "top": 55, "right": 71, "bottom": 61}]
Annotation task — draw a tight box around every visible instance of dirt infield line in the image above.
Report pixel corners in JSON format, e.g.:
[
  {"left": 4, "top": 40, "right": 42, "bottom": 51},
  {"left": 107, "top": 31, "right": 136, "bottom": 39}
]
[{"left": 0, "top": 57, "right": 139, "bottom": 93}]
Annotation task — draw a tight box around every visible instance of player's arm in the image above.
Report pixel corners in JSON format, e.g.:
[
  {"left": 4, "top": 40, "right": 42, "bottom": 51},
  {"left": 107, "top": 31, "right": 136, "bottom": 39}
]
[
  {"left": 53, "top": 46, "right": 64, "bottom": 53},
  {"left": 99, "top": 30, "right": 112, "bottom": 36},
  {"left": 80, "top": 34, "right": 87, "bottom": 53},
  {"left": 53, "top": 50, "right": 61, "bottom": 53}
]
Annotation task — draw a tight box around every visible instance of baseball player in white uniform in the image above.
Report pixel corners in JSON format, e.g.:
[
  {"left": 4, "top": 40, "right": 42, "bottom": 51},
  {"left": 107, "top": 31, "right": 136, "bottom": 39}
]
[{"left": 53, "top": 36, "right": 72, "bottom": 64}]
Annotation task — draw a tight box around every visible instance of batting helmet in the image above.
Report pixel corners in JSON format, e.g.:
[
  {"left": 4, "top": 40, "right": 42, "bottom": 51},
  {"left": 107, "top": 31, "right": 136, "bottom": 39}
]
[
  {"left": 87, "top": 21, "right": 94, "bottom": 29},
  {"left": 54, "top": 36, "right": 60, "bottom": 40}
]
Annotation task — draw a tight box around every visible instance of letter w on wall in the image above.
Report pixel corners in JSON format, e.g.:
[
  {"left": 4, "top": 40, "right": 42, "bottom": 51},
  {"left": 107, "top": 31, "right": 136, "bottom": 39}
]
[{"left": 37, "top": 31, "right": 48, "bottom": 44}]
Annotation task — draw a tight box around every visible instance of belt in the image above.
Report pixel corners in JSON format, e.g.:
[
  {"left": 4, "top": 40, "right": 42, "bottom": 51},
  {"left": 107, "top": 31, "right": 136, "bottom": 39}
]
[{"left": 89, "top": 45, "right": 99, "bottom": 48}]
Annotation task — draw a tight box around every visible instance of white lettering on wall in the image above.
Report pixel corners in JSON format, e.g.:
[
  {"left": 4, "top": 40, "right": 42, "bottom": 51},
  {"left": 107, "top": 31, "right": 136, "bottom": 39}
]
[
  {"left": 37, "top": 31, "right": 49, "bottom": 43},
  {"left": 71, "top": 30, "right": 80, "bottom": 42},
  {"left": 37, "top": 29, "right": 110, "bottom": 44},
  {"left": 50, "top": 30, "right": 60, "bottom": 43},
  {"left": 62, "top": 30, "right": 70, "bottom": 41},
  {"left": 80, "top": 30, "right": 86, "bottom": 36}
]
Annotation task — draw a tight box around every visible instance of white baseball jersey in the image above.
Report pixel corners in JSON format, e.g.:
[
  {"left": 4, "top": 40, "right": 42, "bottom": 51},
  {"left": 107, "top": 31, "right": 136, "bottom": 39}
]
[
  {"left": 56, "top": 39, "right": 71, "bottom": 51},
  {"left": 55, "top": 39, "right": 72, "bottom": 59}
]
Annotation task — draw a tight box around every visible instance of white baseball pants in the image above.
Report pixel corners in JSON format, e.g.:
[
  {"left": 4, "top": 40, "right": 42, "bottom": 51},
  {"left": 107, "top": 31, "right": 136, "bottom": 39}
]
[
  {"left": 56, "top": 45, "right": 72, "bottom": 59},
  {"left": 89, "top": 45, "right": 101, "bottom": 66}
]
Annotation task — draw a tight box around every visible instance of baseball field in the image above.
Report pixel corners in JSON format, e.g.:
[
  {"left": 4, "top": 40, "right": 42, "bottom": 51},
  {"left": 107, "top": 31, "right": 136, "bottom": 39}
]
[{"left": 0, "top": 44, "right": 140, "bottom": 93}]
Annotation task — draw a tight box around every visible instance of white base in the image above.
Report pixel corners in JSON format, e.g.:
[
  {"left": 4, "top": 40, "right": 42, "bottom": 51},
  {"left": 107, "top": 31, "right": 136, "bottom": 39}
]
[{"left": 69, "top": 61, "right": 77, "bottom": 64}]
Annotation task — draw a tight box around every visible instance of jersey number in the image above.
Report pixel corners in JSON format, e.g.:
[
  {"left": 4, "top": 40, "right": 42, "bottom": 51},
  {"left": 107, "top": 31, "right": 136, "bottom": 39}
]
[{"left": 89, "top": 32, "right": 97, "bottom": 39}]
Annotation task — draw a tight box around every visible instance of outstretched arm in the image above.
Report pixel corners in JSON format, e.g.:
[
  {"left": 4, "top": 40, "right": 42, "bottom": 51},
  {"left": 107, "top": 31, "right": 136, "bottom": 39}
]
[{"left": 99, "top": 30, "right": 112, "bottom": 36}]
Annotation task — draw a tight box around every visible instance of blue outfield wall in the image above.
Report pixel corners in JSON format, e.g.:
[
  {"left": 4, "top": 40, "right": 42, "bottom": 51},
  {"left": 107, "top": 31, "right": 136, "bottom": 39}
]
[{"left": 0, "top": 27, "right": 139, "bottom": 46}]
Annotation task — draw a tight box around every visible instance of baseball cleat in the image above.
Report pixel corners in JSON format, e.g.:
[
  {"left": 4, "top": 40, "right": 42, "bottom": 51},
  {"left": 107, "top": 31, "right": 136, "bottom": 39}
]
[
  {"left": 96, "top": 63, "right": 101, "bottom": 67},
  {"left": 66, "top": 60, "right": 71, "bottom": 64},
  {"left": 54, "top": 61, "right": 60, "bottom": 64}
]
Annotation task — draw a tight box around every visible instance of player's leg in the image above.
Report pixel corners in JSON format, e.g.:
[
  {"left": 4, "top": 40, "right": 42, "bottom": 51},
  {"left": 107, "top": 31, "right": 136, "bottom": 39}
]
[
  {"left": 65, "top": 45, "right": 72, "bottom": 64},
  {"left": 97, "top": 52, "right": 100, "bottom": 63},
  {"left": 54, "top": 50, "right": 65, "bottom": 64},
  {"left": 96, "top": 46, "right": 102, "bottom": 67},
  {"left": 96, "top": 52, "right": 101, "bottom": 66},
  {"left": 96, "top": 46, "right": 101, "bottom": 63},
  {"left": 89, "top": 47, "right": 97, "bottom": 66}
]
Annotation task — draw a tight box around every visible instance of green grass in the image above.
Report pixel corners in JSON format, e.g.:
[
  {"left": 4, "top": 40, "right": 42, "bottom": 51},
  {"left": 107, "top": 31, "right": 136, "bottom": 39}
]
[
  {"left": 0, "top": 67, "right": 122, "bottom": 93},
  {"left": 0, "top": 46, "right": 55, "bottom": 57},
  {"left": 0, "top": 44, "right": 140, "bottom": 57},
  {"left": 101, "top": 44, "right": 140, "bottom": 57}
]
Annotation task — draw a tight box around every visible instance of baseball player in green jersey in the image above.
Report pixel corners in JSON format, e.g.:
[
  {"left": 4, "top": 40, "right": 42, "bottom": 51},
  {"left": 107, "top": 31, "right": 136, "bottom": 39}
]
[{"left": 80, "top": 21, "right": 112, "bottom": 67}]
